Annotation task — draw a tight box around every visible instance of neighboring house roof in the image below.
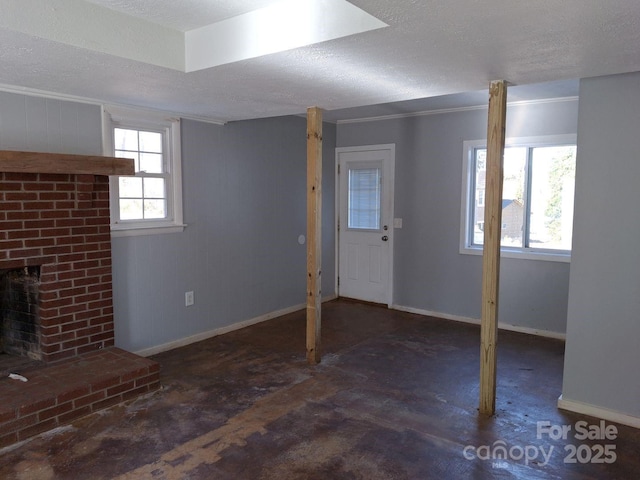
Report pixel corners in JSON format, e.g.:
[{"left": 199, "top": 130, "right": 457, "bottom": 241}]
[{"left": 502, "top": 199, "right": 523, "bottom": 209}]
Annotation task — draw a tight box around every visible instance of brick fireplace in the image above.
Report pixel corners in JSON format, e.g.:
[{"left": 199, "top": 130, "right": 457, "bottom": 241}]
[
  {"left": 0, "top": 172, "right": 115, "bottom": 362},
  {"left": 0, "top": 152, "right": 160, "bottom": 448}
]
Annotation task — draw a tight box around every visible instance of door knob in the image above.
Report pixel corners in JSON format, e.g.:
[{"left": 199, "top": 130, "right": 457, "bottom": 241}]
[{"left": 382, "top": 235, "right": 388, "bottom": 241}]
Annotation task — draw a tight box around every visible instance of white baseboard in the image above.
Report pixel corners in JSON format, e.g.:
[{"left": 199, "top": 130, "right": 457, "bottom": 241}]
[
  {"left": 557, "top": 395, "right": 640, "bottom": 429},
  {"left": 135, "top": 294, "right": 337, "bottom": 358},
  {"left": 391, "top": 304, "right": 566, "bottom": 341}
]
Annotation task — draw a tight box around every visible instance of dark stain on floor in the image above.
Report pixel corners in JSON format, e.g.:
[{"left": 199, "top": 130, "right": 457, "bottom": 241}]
[{"left": 1, "top": 299, "right": 638, "bottom": 479}]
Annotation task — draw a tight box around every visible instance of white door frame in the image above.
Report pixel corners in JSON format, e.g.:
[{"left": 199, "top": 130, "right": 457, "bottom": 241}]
[{"left": 335, "top": 144, "right": 395, "bottom": 307}]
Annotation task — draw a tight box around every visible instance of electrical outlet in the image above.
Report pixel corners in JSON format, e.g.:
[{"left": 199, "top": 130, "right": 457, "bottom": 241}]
[{"left": 185, "top": 291, "right": 194, "bottom": 306}]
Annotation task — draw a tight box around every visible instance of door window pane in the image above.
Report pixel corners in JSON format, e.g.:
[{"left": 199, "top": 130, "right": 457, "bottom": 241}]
[{"left": 348, "top": 167, "right": 381, "bottom": 230}]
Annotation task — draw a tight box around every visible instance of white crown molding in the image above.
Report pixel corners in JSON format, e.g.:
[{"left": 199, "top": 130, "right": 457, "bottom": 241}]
[
  {"left": 0, "top": 83, "right": 228, "bottom": 125},
  {"left": 337, "top": 96, "right": 579, "bottom": 125},
  {"left": 1, "top": 81, "right": 579, "bottom": 128}
]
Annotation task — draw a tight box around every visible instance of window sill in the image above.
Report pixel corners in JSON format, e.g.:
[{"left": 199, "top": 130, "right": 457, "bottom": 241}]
[
  {"left": 459, "top": 245, "right": 571, "bottom": 263},
  {"left": 110, "top": 223, "right": 186, "bottom": 238}
]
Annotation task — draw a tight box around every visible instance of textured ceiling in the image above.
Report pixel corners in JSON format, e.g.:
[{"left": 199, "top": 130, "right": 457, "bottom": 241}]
[
  {"left": 0, "top": 0, "right": 639, "bottom": 122},
  {"left": 83, "top": 0, "right": 277, "bottom": 31}
]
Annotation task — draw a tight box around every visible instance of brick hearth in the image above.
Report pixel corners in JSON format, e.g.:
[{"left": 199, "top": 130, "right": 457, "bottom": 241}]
[
  {"left": 0, "top": 159, "right": 159, "bottom": 447},
  {"left": 0, "top": 347, "right": 159, "bottom": 448}
]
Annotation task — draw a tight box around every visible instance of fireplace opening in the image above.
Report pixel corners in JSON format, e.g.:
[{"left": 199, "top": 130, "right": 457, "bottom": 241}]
[{"left": 1, "top": 266, "right": 42, "bottom": 372}]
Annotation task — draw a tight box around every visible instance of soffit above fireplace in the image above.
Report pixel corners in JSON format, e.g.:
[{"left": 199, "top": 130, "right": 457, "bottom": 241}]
[{"left": 0, "top": 150, "right": 134, "bottom": 176}]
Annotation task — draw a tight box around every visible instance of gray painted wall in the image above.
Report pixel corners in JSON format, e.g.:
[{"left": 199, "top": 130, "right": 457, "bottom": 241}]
[
  {"left": 0, "top": 90, "right": 336, "bottom": 353},
  {"left": 562, "top": 73, "right": 640, "bottom": 418},
  {"left": 337, "top": 99, "right": 578, "bottom": 334},
  {"left": 0, "top": 91, "right": 102, "bottom": 154},
  {"left": 111, "top": 116, "right": 336, "bottom": 352}
]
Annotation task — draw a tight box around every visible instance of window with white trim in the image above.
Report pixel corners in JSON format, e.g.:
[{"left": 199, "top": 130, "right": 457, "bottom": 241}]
[
  {"left": 460, "top": 135, "right": 576, "bottom": 261},
  {"left": 103, "top": 106, "right": 184, "bottom": 236}
]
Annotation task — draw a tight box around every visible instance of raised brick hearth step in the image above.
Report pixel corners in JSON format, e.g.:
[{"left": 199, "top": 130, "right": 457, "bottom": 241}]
[{"left": 0, "top": 347, "right": 159, "bottom": 448}]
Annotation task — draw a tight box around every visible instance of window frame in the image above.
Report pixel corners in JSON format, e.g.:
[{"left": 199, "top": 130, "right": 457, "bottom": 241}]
[
  {"left": 103, "top": 106, "right": 185, "bottom": 237},
  {"left": 460, "top": 134, "right": 576, "bottom": 262},
  {"left": 347, "top": 162, "right": 384, "bottom": 231}
]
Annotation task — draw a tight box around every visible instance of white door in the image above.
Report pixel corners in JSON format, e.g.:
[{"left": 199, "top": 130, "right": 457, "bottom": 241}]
[{"left": 336, "top": 144, "right": 395, "bottom": 305}]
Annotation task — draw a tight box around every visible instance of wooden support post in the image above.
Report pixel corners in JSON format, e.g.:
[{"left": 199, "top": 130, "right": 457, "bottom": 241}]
[
  {"left": 479, "top": 80, "right": 507, "bottom": 415},
  {"left": 306, "top": 107, "right": 323, "bottom": 364}
]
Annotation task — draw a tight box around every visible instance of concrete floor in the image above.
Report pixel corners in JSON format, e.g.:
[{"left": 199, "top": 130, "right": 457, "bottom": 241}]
[{"left": 0, "top": 299, "right": 638, "bottom": 479}]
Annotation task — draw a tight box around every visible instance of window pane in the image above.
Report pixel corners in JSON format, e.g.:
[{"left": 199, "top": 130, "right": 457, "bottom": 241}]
[
  {"left": 348, "top": 167, "right": 381, "bottom": 230},
  {"left": 473, "top": 149, "right": 486, "bottom": 245},
  {"left": 139, "top": 153, "right": 163, "bottom": 173},
  {"left": 119, "top": 177, "right": 142, "bottom": 198},
  {"left": 143, "top": 178, "right": 165, "bottom": 198},
  {"left": 114, "top": 128, "right": 138, "bottom": 151},
  {"left": 473, "top": 147, "right": 526, "bottom": 247},
  {"left": 529, "top": 146, "right": 576, "bottom": 250},
  {"left": 114, "top": 125, "right": 171, "bottom": 222},
  {"left": 501, "top": 147, "right": 527, "bottom": 247},
  {"left": 139, "top": 131, "right": 162, "bottom": 153},
  {"left": 144, "top": 199, "right": 166, "bottom": 219},
  {"left": 119, "top": 199, "right": 143, "bottom": 220},
  {"left": 115, "top": 151, "right": 140, "bottom": 171}
]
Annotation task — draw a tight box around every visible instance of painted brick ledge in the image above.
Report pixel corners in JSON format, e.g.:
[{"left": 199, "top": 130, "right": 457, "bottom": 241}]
[{"left": 0, "top": 347, "right": 160, "bottom": 448}]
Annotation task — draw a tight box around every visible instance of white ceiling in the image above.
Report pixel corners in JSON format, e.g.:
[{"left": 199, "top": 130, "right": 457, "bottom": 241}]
[{"left": 0, "top": 0, "right": 639, "bottom": 123}]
